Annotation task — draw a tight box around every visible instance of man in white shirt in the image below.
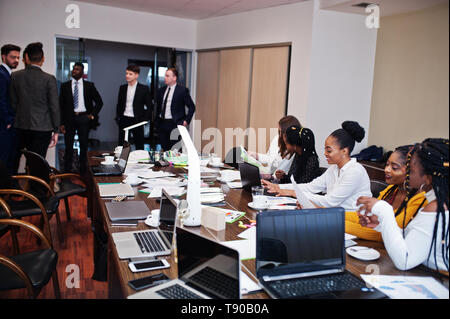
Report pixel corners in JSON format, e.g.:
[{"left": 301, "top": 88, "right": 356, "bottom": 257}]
[
  {"left": 0, "top": 44, "right": 20, "bottom": 173},
  {"left": 115, "top": 65, "right": 152, "bottom": 150}
]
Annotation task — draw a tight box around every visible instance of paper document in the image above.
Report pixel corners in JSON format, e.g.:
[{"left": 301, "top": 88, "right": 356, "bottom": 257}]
[
  {"left": 124, "top": 163, "right": 154, "bottom": 175},
  {"left": 222, "top": 239, "right": 256, "bottom": 260},
  {"left": 241, "top": 271, "right": 262, "bottom": 295},
  {"left": 360, "top": 275, "right": 449, "bottom": 299},
  {"left": 237, "top": 226, "right": 256, "bottom": 241},
  {"left": 147, "top": 186, "right": 186, "bottom": 198},
  {"left": 226, "top": 181, "right": 243, "bottom": 189},
  {"left": 290, "top": 175, "right": 316, "bottom": 209},
  {"left": 137, "top": 170, "right": 176, "bottom": 179}
]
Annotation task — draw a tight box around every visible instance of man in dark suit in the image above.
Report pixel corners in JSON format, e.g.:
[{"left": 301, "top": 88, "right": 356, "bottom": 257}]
[
  {"left": 0, "top": 44, "right": 21, "bottom": 174},
  {"left": 156, "top": 67, "right": 195, "bottom": 151},
  {"left": 10, "top": 42, "right": 59, "bottom": 173},
  {"left": 116, "top": 64, "right": 152, "bottom": 150},
  {"left": 60, "top": 62, "right": 103, "bottom": 173}
]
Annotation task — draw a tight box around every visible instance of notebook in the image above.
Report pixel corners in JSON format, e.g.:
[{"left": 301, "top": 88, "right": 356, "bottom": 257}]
[
  {"left": 128, "top": 226, "right": 241, "bottom": 299},
  {"left": 256, "top": 208, "right": 387, "bottom": 299},
  {"left": 106, "top": 200, "right": 150, "bottom": 221},
  {"left": 92, "top": 141, "right": 131, "bottom": 176},
  {"left": 111, "top": 189, "right": 178, "bottom": 259},
  {"left": 98, "top": 183, "right": 134, "bottom": 198}
]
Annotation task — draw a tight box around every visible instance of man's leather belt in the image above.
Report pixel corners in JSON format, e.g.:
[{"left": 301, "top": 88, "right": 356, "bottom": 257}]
[{"left": 74, "top": 112, "right": 89, "bottom": 116}]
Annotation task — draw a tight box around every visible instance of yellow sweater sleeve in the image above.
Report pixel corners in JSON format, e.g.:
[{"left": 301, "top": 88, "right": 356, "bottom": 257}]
[{"left": 345, "top": 186, "right": 428, "bottom": 242}]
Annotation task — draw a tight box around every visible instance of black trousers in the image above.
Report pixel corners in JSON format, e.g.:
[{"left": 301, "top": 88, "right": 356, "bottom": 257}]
[
  {"left": 0, "top": 125, "right": 17, "bottom": 174},
  {"left": 64, "top": 114, "right": 91, "bottom": 172},
  {"left": 157, "top": 119, "right": 181, "bottom": 151},
  {"left": 118, "top": 116, "right": 144, "bottom": 150},
  {"left": 15, "top": 129, "right": 52, "bottom": 173}
]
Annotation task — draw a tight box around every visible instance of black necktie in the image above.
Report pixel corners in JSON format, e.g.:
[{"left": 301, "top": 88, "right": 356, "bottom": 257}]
[{"left": 161, "top": 87, "right": 170, "bottom": 120}]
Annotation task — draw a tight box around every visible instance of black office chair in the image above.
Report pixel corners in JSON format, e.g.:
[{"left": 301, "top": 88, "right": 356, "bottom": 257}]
[
  {"left": 370, "top": 180, "right": 388, "bottom": 198},
  {"left": 0, "top": 200, "right": 60, "bottom": 299},
  {"left": 22, "top": 150, "right": 88, "bottom": 222}
]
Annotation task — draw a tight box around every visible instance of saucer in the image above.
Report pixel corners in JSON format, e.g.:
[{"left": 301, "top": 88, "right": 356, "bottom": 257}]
[
  {"left": 101, "top": 161, "right": 115, "bottom": 165},
  {"left": 346, "top": 246, "right": 380, "bottom": 261},
  {"left": 248, "top": 201, "right": 270, "bottom": 210}
]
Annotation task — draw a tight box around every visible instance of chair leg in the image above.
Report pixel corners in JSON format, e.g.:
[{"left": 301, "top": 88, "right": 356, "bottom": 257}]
[
  {"left": 55, "top": 209, "right": 64, "bottom": 243},
  {"left": 52, "top": 270, "right": 61, "bottom": 299},
  {"left": 64, "top": 198, "right": 71, "bottom": 221}
]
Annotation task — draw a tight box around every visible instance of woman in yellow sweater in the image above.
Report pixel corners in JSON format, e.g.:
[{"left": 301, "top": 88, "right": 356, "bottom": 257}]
[{"left": 346, "top": 145, "right": 427, "bottom": 241}]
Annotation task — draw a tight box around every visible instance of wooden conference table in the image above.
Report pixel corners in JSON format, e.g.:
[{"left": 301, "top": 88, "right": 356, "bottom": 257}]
[{"left": 86, "top": 153, "right": 448, "bottom": 299}]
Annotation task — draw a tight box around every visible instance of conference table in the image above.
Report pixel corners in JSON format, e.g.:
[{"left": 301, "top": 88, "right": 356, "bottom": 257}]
[{"left": 86, "top": 152, "right": 449, "bottom": 299}]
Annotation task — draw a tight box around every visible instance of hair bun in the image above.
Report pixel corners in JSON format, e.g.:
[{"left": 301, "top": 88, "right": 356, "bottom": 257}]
[{"left": 342, "top": 121, "right": 365, "bottom": 143}]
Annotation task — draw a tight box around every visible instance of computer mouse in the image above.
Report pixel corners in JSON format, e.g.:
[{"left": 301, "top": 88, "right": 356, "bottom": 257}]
[{"left": 346, "top": 246, "right": 380, "bottom": 261}]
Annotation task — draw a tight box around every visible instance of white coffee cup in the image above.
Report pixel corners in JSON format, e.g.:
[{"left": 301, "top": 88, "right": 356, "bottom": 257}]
[
  {"left": 125, "top": 173, "right": 140, "bottom": 185},
  {"left": 210, "top": 156, "right": 222, "bottom": 166},
  {"left": 146, "top": 209, "right": 160, "bottom": 227},
  {"left": 104, "top": 155, "right": 115, "bottom": 164}
]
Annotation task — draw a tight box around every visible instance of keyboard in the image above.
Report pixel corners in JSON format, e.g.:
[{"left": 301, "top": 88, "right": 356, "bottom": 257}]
[
  {"left": 189, "top": 266, "right": 238, "bottom": 298},
  {"left": 156, "top": 284, "right": 202, "bottom": 299},
  {"left": 133, "top": 231, "right": 167, "bottom": 253},
  {"left": 92, "top": 165, "right": 121, "bottom": 175},
  {"left": 267, "top": 272, "right": 366, "bottom": 298}
]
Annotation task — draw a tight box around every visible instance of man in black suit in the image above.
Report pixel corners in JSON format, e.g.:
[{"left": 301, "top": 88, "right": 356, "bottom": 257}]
[
  {"left": 156, "top": 68, "right": 195, "bottom": 151},
  {"left": 10, "top": 42, "right": 60, "bottom": 173},
  {"left": 116, "top": 64, "right": 152, "bottom": 150},
  {"left": 0, "top": 44, "right": 20, "bottom": 174},
  {"left": 59, "top": 62, "right": 103, "bottom": 173}
]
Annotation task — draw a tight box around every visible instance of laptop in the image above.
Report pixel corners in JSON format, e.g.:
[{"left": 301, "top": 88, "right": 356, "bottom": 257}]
[
  {"left": 128, "top": 226, "right": 241, "bottom": 299},
  {"left": 256, "top": 208, "right": 388, "bottom": 299},
  {"left": 238, "top": 161, "right": 273, "bottom": 195},
  {"left": 106, "top": 200, "right": 151, "bottom": 221},
  {"left": 91, "top": 142, "right": 131, "bottom": 176},
  {"left": 112, "top": 189, "right": 178, "bottom": 259}
]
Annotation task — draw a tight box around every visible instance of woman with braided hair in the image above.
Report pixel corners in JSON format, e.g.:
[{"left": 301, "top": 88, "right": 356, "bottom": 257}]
[
  {"left": 346, "top": 145, "right": 428, "bottom": 241},
  {"left": 357, "top": 138, "right": 449, "bottom": 272}
]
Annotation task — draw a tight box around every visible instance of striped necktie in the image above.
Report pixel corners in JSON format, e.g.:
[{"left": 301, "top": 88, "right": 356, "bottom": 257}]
[
  {"left": 161, "top": 87, "right": 170, "bottom": 120},
  {"left": 73, "top": 81, "right": 79, "bottom": 110}
]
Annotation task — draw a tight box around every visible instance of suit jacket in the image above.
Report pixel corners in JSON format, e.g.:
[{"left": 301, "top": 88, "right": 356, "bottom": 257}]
[
  {"left": 0, "top": 65, "right": 14, "bottom": 129},
  {"left": 116, "top": 83, "right": 152, "bottom": 122},
  {"left": 59, "top": 79, "right": 103, "bottom": 128},
  {"left": 10, "top": 65, "right": 60, "bottom": 132},
  {"left": 156, "top": 84, "right": 195, "bottom": 125}
]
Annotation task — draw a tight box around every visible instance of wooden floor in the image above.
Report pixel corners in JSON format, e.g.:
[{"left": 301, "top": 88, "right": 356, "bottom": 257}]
[{"left": 0, "top": 195, "right": 108, "bottom": 299}]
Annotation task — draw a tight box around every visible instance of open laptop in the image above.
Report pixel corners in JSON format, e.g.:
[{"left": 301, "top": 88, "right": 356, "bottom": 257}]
[
  {"left": 112, "top": 189, "right": 178, "bottom": 259},
  {"left": 256, "top": 208, "right": 388, "bottom": 299},
  {"left": 238, "top": 161, "right": 273, "bottom": 195},
  {"left": 128, "top": 226, "right": 241, "bottom": 299},
  {"left": 91, "top": 141, "right": 131, "bottom": 176}
]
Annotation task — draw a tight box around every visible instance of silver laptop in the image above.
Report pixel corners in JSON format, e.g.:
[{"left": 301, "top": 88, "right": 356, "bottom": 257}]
[
  {"left": 112, "top": 189, "right": 178, "bottom": 259},
  {"left": 128, "top": 226, "right": 241, "bottom": 299}
]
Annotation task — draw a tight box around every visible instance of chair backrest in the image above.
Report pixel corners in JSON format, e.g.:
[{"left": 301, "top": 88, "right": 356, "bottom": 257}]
[
  {"left": 370, "top": 180, "right": 388, "bottom": 198},
  {"left": 21, "top": 150, "right": 52, "bottom": 184}
]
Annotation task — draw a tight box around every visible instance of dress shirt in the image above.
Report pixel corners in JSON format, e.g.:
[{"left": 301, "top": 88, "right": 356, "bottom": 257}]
[
  {"left": 371, "top": 191, "right": 448, "bottom": 271},
  {"left": 282, "top": 158, "right": 372, "bottom": 210},
  {"left": 163, "top": 83, "right": 177, "bottom": 120},
  {"left": 1, "top": 63, "right": 12, "bottom": 75},
  {"left": 124, "top": 81, "right": 137, "bottom": 117},
  {"left": 72, "top": 78, "right": 86, "bottom": 112}
]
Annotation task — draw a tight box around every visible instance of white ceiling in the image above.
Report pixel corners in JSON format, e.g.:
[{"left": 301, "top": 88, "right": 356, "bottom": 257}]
[
  {"left": 320, "top": 0, "right": 449, "bottom": 17},
  {"left": 75, "top": 0, "right": 308, "bottom": 20}
]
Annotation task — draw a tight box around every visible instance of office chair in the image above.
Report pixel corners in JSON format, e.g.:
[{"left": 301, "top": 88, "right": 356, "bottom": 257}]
[
  {"left": 0, "top": 197, "right": 19, "bottom": 255},
  {"left": 0, "top": 200, "right": 60, "bottom": 299},
  {"left": 22, "top": 150, "right": 88, "bottom": 222}
]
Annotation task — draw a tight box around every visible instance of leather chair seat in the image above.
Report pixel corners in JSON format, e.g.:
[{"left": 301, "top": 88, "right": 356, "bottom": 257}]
[
  {"left": 0, "top": 249, "right": 58, "bottom": 291},
  {"left": 55, "top": 180, "right": 86, "bottom": 199},
  {"left": 5, "top": 196, "right": 60, "bottom": 218}
]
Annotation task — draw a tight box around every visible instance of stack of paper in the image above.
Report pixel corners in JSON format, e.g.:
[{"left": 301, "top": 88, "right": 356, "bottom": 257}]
[
  {"left": 217, "top": 170, "right": 241, "bottom": 183},
  {"left": 200, "top": 187, "right": 225, "bottom": 204},
  {"left": 124, "top": 163, "right": 154, "bottom": 175},
  {"left": 137, "top": 170, "right": 176, "bottom": 179},
  {"left": 141, "top": 177, "right": 187, "bottom": 188},
  {"left": 146, "top": 186, "right": 186, "bottom": 198}
]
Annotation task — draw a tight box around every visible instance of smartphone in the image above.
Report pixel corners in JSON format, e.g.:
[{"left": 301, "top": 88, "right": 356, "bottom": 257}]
[
  {"left": 128, "top": 259, "right": 170, "bottom": 273},
  {"left": 128, "top": 273, "right": 170, "bottom": 291}
]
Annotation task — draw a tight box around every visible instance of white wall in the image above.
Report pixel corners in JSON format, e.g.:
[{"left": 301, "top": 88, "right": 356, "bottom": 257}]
[
  {"left": 306, "top": 2, "right": 378, "bottom": 166},
  {"left": 0, "top": 0, "right": 197, "bottom": 75},
  {"left": 196, "top": 0, "right": 315, "bottom": 123}
]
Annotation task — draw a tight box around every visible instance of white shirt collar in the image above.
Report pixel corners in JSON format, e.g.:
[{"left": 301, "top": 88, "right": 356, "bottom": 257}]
[
  {"left": 339, "top": 158, "right": 356, "bottom": 173},
  {"left": 72, "top": 78, "right": 83, "bottom": 84},
  {"left": 168, "top": 83, "right": 177, "bottom": 89},
  {"left": 128, "top": 81, "right": 138, "bottom": 88},
  {"left": 1, "top": 63, "right": 12, "bottom": 75}
]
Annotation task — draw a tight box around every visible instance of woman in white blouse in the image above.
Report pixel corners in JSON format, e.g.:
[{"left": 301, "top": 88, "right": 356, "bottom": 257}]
[
  {"left": 249, "top": 115, "right": 301, "bottom": 179},
  {"left": 262, "top": 121, "right": 371, "bottom": 211},
  {"left": 357, "top": 138, "right": 449, "bottom": 273}
]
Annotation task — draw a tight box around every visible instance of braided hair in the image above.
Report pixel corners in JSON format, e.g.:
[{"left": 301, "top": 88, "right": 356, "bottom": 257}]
[{"left": 407, "top": 138, "right": 449, "bottom": 273}]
